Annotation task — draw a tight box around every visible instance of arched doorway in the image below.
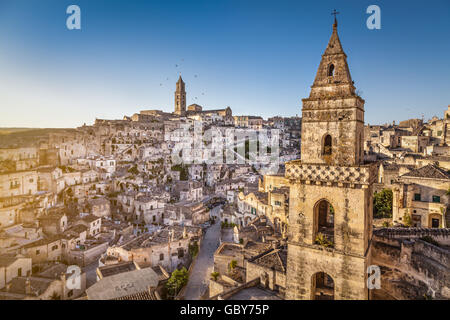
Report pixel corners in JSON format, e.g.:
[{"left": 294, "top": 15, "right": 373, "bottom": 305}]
[
  {"left": 312, "top": 272, "right": 335, "bottom": 300},
  {"left": 314, "top": 200, "right": 334, "bottom": 247}
]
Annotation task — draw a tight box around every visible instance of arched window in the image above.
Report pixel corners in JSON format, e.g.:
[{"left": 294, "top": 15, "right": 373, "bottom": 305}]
[
  {"left": 328, "top": 64, "right": 335, "bottom": 77},
  {"left": 312, "top": 272, "right": 335, "bottom": 300},
  {"left": 314, "top": 199, "right": 334, "bottom": 247},
  {"left": 323, "top": 135, "right": 332, "bottom": 155}
]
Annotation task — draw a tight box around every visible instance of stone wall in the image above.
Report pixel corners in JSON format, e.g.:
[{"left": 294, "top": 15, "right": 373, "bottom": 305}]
[
  {"left": 246, "top": 260, "right": 286, "bottom": 292},
  {"left": 371, "top": 235, "right": 450, "bottom": 299},
  {"left": 286, "top": 243, "right": 369, "bottom": 300}
]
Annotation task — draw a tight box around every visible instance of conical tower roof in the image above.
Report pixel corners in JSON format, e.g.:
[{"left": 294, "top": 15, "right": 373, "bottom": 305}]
[
  {"left": 310, "top": 17, "right": 354, "bottom": 93},
  {"left": 323, "top": 19, "right": 345, "bottom": 56},
  {"left": 176, "top": 75, "right": 185, "bottom": 92}
]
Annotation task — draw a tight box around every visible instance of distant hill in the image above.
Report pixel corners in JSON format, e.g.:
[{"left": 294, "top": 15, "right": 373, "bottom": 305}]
[
  {"left": 0, "top": 128, "right": 38, "bottom": 135},
  {"left": 0, "top": 128, "right": 75, "bottom": 148}
]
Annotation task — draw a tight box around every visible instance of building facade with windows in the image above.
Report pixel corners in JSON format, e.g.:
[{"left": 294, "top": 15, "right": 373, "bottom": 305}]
[{"left": 392, "top": 164, "right": 450, "bottom": 228}]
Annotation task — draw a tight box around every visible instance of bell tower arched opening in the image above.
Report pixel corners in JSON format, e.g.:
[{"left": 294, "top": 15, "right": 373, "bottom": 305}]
[
  {"left": 312, "top": 272, "right": 335, "bottom": 300},
  {"left": 323, "top": 134, "right": 332, "bottom": 156},
  {"left": 314, "top": 199, "right": 334, "bottom": 247},
  {"left": 328, "top": 64, "right": 335, "bottom": 77}
]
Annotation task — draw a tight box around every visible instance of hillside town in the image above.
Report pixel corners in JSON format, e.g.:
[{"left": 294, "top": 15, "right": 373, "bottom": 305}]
[{"left": 0, "top": 18, "right": 449, "bottom": 300}]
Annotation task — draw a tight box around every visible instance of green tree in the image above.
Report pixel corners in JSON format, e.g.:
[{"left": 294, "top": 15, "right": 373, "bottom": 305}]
[
  {"left": 211, "top": 272, "right": 220, "bottom": 281},
  {"left": 166, "top": 267, "right": 189, "bottom": 298},
  {"left": 403, "top": 211, "right": 412, "bottom": 227},
  {"left": 314, "top": 233, "right": 333, "bottom": 247},
  {"left": 171, "top": 164, "right": 188, "bottom": 181},
  {"left": 189, "top": 241, "right": 199, "bottom": 258},
  {"left": 128, "top": 165, "right": 139, "bottom": 175},
  {"left": 229, "top": 260, "right": 237, "bottom": 271},
  {"left": 373, "top": 189, "right": 393, "bottom": 218}
]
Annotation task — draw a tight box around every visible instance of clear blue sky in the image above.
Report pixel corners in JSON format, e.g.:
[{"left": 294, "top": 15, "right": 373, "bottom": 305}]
[{"left": 0, "top": 0, "right": 449, "bottom": 128}]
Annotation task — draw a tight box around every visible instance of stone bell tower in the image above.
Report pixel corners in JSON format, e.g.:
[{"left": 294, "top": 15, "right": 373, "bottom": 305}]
[
  {"left": 174, "top": 76, "right": 186, "bottom": 116},
  {"left": 285, "top": 15, "right": 377, "bottom": 300}
]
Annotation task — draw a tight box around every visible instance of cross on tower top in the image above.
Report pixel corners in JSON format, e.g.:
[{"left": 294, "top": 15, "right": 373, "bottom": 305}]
[{"left": 331, "top": 9, "right": 339, "bottom": 28}]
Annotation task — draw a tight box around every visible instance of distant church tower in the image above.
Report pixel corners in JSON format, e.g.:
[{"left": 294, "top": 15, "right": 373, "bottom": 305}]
[
  {"left": 284, "top": 14, "right": 376, "bottom": 300},
  {"left": 174, "top": 76, "right": 186, "bottom": 116}
]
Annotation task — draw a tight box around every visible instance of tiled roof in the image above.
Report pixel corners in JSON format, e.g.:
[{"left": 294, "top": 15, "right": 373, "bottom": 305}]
[
  {"left": 401, "top": 164, "right": 450, "bottom": 180},
  {"left": 86, "top": 267, "right": 160, "bottom": 300},
  {"left": 0, "top": 255, "right": 20, "bottom": 268},
  {"left": 112, "top": 290, "right": 158, "bottom": 300},
  {"left": 98, "top": 261, "right": 137, "bottom": 278},
  {"left": 251, "top": 249, "right": 287, "bottom": 273},
  {"left": 8, "top": 277, "right": 55, "bottom": 296}
]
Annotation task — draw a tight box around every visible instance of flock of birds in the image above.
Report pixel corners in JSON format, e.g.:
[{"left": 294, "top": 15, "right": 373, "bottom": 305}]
[{"left": 158, "top": 59, "right": 206, "bottom": 102}]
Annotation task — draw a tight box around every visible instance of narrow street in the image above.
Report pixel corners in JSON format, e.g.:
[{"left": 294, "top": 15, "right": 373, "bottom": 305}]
[{"left": 182, "top": 205, "right": 221, "bottom": 300}]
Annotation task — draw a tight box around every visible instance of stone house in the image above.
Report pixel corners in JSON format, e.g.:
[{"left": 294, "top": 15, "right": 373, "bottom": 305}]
[
  {"left": 38, "top": 213, "right": 68, "bottom": 236},
  {"left": 0, "top": 255, "right": 32, "bottom": 290},
  {"left": 62, "top": 225, "right": 88, "bottom": 250},
  {"left": 88, "top": 198, "right": 111, "bottom": 218},
  {"left": 246, "top": 247, "right": 287, "bottom": 295},
  {"left": 81, "top": 169, "right": 99, "bottom": 184},
  {"left": 86, "top": 266, "right": 162, "bottom": 300},
  {"left": 37, "top": 166, "right": 65, "bottom": 194},
  {"left": 0, "top": 264, "right": 87, "bottom": 300},
  {"left": 172, "top": 180, "right": 203, "bottom": 202},
  {"left": 0, "top": 197, "right": 26, "bottom": 230},
  {"left": 94, "top": 158, "right": 116, "bottom": 174},
  {"left": 63, "top": 171, "right": 82, "bottom": 187},
  {"left": 237, "top": 186, "right": 288, "bottom": 231},
  {"left": 0, "top": 170, "right": 38, "bottom": 198},
  {"left": 106, "top": 226, "right": 201, "bottom": 272},
  {"left": 75, "top": 213, "right": 102, "bottom": 237},
  {"left": 401, "top": 135, "right": 430, "bottom": 153},
  {"left": 215, "top": 179, "right": 246, "bottom": 197},
  {"left": 21, "top": 237, "right": 64, "bottom": 264},
  {"left": 392, "top": 164, "right": 450, "bottom": 228}
]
